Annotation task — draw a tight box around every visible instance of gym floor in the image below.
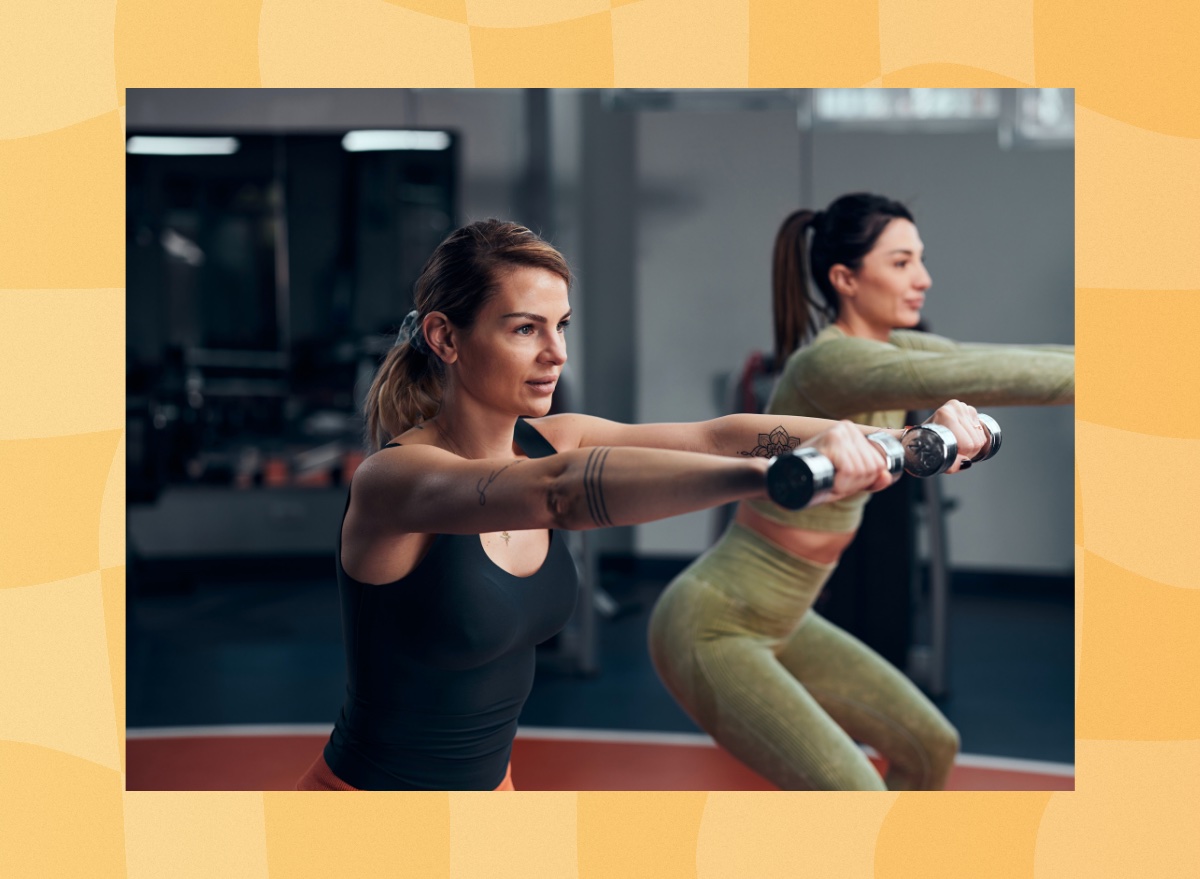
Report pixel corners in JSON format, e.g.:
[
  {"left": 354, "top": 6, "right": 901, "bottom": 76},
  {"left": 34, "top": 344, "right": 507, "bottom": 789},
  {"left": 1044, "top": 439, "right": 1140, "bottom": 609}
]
[{"left": 126, "top": 559, "right": 1074, "bottom": 790}]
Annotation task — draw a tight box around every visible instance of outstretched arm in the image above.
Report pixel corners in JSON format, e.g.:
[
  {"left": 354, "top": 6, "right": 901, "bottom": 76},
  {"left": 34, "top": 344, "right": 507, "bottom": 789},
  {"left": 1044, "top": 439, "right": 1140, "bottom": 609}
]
[
  {"left": 352, "top": 425, "right": 894, "bottom": 538},
  {"left": 789, "top": 332, "right": 1075, "bottom": 417},
  {"left": 529, "top": 412, "right": 902, "bottom": 458}
]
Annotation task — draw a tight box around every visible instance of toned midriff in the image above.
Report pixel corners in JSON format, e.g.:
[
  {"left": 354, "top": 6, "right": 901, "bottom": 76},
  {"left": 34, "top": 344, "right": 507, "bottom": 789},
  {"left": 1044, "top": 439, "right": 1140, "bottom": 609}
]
[{"left": 734, "top": 502, "right": 857, "bottom": 566}]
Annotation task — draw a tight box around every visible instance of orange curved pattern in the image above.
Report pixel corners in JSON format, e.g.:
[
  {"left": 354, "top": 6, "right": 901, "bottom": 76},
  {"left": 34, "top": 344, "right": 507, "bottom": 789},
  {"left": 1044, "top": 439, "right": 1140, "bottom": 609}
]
[
  {"left": 0, "top": 111, "right": 124, "bottom": 288},
  {"left": 880, "top": 0, "right": 1034, "bottom": 85},
  {"left": 1077, "top": 549, "right": 1200, "bottom": 739},
  {"left": 1076, "top": 107, "right": 1200, "bottom": 291},
  {"left": 0, "top": 0, "right": 118, "bottom": 139},
  {"left": 1035, "top": 741, "right": 1200, "bottom": 877},
  {"left": 115, "top": 0, "right": 263, "bottom": 89},
  {"left": 259, "top": 0, "right": 474, "bottom": 87},
  {"left": 1077, "top": 291, "right": 1200, "bottom": 439},
  {"left": 748, "top": 0, "right": 881, "bottom": 87},
  {"left": 264, "top": 789, "right": 452, "bottom": 878},
  {"left": 467, "top": 0, "right": 610, "bottom": 29},
  {"left": 579, "top": 791, "right": 708, "bottom": 878},
  {"left": 0, "top": 434, "right": 122, "bottom": 589},
  {"left": 383, "top": 0, "right": 468, "bottom": 24},
  {"left": 0, "top": 573, "right": 121, "bottom": 768},
  {"left": 125, "top": 792, "right": 270, "bottom": 879},
  {"left": 471, "top": 12, "right": 615, "bottom": 86},
  {"left": 0, "top": 741, "right": 126, "bottom": 877},
  {"left": 1, "top": 290, "right": 124, "bottom": 440},
  {"left": 881, "top": 63, "right": 1033, "bottom": 88},
  {"left": 2, "top": 0, "right": 1198, "bottom": 875},
  {"left": 875, "top": 793, "right": 1053, "bottom": 879},
  {"left": 614, "top": 0, "right": 750, "bottom": 86},
  {"left": 1034, "top": 0, "right": 1200, "bottom": 138},
  {"left": 1077, "top": 421, "right": 1200, "bottom": 590}
]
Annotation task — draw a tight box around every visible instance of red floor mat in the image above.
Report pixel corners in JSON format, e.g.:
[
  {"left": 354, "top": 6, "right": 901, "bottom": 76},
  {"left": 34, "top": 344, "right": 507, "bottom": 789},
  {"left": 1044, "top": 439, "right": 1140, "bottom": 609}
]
[{"left": 126, "top": 733, "right": 1073, "bottom": 791}]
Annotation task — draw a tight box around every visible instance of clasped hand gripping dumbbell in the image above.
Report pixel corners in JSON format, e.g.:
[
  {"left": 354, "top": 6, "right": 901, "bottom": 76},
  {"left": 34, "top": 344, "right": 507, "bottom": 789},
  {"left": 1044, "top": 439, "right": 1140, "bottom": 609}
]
[{"left": 765, "top": 414, "right": 1001, "bottom": 510}]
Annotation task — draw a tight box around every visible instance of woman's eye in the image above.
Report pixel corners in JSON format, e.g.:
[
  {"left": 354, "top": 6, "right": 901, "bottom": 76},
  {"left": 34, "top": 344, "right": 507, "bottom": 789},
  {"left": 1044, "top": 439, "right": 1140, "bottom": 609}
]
[
  {"left": 895, "top": 261, "right": 909, "bottom": 269},
  {"left": 516, "top": 325, "right": 535, "bottom": 335},
  {"left": 557, "top": 321, "right": 571, "bottom": 333}
]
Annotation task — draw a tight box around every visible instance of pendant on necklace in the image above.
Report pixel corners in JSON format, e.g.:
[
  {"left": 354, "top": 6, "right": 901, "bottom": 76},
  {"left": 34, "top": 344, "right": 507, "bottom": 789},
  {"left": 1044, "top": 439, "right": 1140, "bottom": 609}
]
[{"left": 500, "top": 531, "right": 512, "bottom": 545}]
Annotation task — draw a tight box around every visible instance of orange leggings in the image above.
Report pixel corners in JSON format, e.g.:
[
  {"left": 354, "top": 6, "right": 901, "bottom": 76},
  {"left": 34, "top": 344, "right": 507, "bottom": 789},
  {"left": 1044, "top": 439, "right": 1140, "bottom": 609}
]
[{"left": 295, "top": 752, "right": 515, "bottom": 791}]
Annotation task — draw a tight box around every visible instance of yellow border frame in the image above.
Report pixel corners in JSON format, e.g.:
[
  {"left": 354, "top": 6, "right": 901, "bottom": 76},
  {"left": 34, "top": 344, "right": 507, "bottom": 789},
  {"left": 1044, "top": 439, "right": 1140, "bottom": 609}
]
[{"left": 3, "top": 0, "right": 1199, "bottom": 875}]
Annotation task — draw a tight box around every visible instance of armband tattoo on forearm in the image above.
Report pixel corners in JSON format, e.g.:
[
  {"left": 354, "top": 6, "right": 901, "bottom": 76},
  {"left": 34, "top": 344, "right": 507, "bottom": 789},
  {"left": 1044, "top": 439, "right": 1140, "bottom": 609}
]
[
  {"left": 738, "top": 426, "right": 801, "bottom": 458},
  {"left": 584, "top": 446, "right": 614, "bottom": 527}
]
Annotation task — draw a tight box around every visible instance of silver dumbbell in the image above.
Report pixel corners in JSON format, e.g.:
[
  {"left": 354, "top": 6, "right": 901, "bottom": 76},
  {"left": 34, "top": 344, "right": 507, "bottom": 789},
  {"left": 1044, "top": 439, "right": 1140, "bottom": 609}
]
[
  {"left": 765, "top": 416, "right": 1001, "bottom": 509},
  {"left": 900, "top": 413, "right": 1002, "bottom": 477},
  {"left": 765, "top": 432, "right": 903, "bottom": 510}
]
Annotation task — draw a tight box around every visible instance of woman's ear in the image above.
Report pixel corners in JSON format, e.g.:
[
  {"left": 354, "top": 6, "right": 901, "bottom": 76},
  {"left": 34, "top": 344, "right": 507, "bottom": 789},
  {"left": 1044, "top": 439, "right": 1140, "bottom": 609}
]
[
  {"left": 828, "top": 264, "right": 857, "bottom": 299},
  {"left": 423, "top": 312, "right": 458, "bottom": 364}
]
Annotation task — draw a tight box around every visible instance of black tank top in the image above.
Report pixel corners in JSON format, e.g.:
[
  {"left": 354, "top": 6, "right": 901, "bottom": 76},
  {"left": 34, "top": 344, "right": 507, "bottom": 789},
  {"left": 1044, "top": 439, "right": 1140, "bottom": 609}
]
[{"left": 323, "top": 418, "right": 579, "bottom": 790}]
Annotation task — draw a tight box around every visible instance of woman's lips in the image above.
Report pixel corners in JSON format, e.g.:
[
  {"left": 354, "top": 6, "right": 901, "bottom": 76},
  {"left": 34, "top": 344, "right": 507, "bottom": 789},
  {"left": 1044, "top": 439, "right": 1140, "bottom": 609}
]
[{"left": 526, "top": 378, "right": 557, "bottom": 395}]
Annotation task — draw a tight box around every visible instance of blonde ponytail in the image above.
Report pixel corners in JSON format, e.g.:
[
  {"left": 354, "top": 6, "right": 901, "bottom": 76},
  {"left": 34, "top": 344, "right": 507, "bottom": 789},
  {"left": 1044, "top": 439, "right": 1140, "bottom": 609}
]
[{"left": 364, "top": 343, "right": 443, "bottom": 451}]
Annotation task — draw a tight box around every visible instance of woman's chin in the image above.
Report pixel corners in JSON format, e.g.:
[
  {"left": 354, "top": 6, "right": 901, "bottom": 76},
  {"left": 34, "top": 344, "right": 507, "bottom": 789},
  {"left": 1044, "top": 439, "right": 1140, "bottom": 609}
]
[{"left": 520, "top": 397, "right": 555, "bottom": 418}]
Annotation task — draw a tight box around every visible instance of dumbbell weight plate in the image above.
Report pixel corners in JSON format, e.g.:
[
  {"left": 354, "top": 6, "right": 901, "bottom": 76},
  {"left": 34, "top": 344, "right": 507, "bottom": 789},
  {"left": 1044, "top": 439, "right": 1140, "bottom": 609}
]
[
  {"left": 901, "top": 423, "right": 958, "bottom": 477},
  {"left": 766, "top": 447, "right": 836, "bottom": 509},
  {"left": 976, "top": 413, "right": 1002, "bottom": 461}
]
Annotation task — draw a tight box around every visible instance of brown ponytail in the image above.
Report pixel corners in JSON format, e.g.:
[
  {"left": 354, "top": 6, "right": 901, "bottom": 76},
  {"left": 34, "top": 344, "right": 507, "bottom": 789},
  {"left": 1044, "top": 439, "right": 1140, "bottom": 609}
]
[
  {"left": 771, "top": 209, "right": 822, "bottom": 364},
  {"left": 363, "top": 219, "right": 572, "bottom": 451}
]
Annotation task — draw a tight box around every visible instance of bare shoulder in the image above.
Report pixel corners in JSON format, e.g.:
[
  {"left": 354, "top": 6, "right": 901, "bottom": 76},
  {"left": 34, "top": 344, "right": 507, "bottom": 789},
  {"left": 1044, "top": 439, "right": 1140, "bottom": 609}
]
[
  {"left": 351, "top": 441, "right": 457, "bottom": 508},
  {"left": 524, "top": 412, "right": 712, "bottom": 453},
  {"left": 521, "top": 413, "right": 591, "bottom": 452}
]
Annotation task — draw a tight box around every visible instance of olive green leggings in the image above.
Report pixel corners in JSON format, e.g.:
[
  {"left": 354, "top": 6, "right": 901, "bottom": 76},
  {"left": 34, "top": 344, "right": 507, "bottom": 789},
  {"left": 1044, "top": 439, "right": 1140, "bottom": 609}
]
[{"left": 648, "top": 522, "right": 959, "bottom": 790}]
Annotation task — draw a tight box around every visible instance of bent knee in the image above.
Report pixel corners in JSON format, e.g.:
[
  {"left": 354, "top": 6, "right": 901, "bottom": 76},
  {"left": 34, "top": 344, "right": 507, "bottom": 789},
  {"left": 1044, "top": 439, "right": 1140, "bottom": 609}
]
[
  {"left": 929, "top": 720, "right": 960, "bottom": 766},
  {"left": 919, "top": 719, "right": 960, "bottom": 788}
]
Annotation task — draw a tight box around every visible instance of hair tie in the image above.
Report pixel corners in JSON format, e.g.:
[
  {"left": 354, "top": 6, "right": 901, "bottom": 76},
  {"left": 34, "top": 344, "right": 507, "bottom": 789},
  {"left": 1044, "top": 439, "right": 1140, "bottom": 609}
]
[{"left": 397, "top": 309, "right": 431, "bottom": 355}]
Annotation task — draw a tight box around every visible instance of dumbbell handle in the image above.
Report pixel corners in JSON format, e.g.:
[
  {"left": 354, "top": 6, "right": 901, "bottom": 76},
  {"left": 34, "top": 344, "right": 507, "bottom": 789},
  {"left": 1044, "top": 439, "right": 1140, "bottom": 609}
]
[{"left": 765, "top": 415, "right": 1002, "bottom": 509}]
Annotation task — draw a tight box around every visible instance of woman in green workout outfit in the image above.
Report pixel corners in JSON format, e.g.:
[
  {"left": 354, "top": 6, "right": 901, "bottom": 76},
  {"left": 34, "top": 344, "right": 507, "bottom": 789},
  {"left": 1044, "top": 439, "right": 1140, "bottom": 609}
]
[{"left": 648, "top": 193, "right": 1075, "bottom": 790}]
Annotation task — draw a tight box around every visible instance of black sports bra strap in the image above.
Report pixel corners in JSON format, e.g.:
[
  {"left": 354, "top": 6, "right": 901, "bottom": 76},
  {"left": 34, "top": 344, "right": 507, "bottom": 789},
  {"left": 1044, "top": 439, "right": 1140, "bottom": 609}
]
[
  {"left": 514, "top": 418, "right": 557, "bottom": 458},
  {"left": 382, "top": 442, "right": 402, "bottom": 449}
]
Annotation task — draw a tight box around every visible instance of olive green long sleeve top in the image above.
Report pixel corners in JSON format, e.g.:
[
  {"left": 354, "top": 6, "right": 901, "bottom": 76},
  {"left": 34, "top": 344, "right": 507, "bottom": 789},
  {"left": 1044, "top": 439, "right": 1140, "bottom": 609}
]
[{"left": 746, "top": 324, "right": 1075, "bottom": 533}]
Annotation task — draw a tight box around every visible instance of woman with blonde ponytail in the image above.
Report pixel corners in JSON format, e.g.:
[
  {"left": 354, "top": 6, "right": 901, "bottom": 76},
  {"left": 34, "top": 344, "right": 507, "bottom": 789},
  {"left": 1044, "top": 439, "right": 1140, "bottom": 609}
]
[
  {"left": 648, "top": 193, "right": 1074, "bottom": 790},
  {"left": 295, "top": 217, "right": 971, "bottom": 791}
]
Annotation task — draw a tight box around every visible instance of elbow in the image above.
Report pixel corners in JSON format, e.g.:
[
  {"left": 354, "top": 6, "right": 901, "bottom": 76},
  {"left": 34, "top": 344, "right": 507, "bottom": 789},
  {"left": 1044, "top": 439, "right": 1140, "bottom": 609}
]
[{"left": 545, "top": 468, "right": 581, "bottom": 531}]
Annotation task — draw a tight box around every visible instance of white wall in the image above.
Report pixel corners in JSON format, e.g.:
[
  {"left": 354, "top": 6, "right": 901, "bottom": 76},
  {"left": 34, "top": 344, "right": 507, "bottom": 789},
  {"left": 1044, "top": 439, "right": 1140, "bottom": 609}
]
[{"left": 633, "top": 108, "right": 802, "bottom": 555}]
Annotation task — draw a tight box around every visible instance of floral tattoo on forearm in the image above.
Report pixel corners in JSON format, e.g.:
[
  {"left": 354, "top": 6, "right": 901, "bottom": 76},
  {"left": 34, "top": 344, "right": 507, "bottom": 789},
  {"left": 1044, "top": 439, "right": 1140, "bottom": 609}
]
[{"left": 739, "top": 426, "right": 801, "bottom": 458}]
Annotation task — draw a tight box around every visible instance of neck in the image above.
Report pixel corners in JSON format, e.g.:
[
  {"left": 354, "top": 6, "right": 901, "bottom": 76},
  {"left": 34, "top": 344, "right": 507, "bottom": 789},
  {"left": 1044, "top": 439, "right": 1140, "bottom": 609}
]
[
  {"left": 834, "top": 312, "right": 890, "bottom": 343},
  {"left": 432, "top": 384, "right": 519, "bottom": 460}
]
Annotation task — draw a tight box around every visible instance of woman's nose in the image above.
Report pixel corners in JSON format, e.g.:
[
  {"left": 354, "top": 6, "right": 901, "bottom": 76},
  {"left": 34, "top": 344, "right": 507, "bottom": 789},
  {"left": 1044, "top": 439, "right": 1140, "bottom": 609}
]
[{"left": 543, "top": 332, "right": 567, "bottom": 364}]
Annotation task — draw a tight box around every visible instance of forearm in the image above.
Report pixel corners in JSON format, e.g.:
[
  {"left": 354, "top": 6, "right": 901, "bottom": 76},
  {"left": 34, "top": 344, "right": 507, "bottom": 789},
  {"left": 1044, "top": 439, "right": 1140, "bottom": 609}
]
[
  {"left": 552, "top": 445, "right": 770, "bottom": 531},
  {"left": 807, "top": 348, "right": 1075, "bottom": 414},
  {"left": 959, "top": 342, "right": 1075, "bottom": 357},
  {"left": 710, "top": 414, "right": 900, "bottom": 458}
]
